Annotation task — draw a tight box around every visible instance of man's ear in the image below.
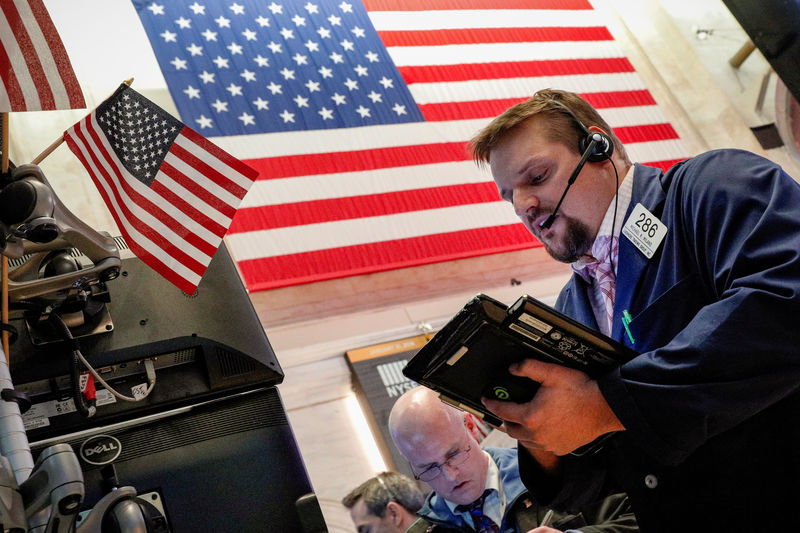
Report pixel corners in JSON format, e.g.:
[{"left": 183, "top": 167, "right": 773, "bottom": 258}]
[{"left": 385, "top": 501, "right": 403, "bottom": 526}]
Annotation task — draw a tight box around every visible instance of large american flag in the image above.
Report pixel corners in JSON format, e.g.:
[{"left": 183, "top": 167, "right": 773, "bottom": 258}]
[
  {"left": 0, "top": 0, "right": 85, "bottom": 111},
  {"left": 133, "top": 0, "right": 688, "bottom": 292},
  {"left": 64, "top": 84, "right": 258, "bottom": 294}
]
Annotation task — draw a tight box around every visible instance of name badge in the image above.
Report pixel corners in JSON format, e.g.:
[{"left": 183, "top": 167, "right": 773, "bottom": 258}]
[{"left": 622, "top": 203, "right": 667, "bottom": 259}]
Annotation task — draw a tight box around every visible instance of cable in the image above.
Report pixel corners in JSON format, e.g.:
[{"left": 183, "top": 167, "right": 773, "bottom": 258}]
[
  {"left": 608, "top": 159, "right": 621, "bottom": 277},
  {"left": 49, "top": 312, "right": 156, "bottom": 405}
]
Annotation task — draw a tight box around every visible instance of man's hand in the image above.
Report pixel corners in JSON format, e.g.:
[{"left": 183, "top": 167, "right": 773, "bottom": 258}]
[
  {"left": 526, "top": 527, "right": 562, "bottom": 533},
  {"left": 482, "top": 359, "right": 624, "bottom": 455}
]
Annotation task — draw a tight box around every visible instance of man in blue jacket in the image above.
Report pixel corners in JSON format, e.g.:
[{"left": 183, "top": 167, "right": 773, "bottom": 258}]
[
  {"left": 471, "top": 88, "right": 800, "bottom": 532},
  {"left": 388, "top": 386, "right": 637, "bottom": 533}
]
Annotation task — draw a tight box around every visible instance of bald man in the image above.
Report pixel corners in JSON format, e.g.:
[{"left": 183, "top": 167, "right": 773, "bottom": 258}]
[{"left": 388, "top": 387, "right": 637, "bottom": 533}]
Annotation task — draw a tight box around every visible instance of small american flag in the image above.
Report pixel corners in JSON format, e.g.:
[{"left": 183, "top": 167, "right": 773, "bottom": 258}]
[
  {"left": 63, "top": 83, "right": 258, "bottom": 294},
  {"left": 0, "top": 0, "right": 85, "bottom": 111}
]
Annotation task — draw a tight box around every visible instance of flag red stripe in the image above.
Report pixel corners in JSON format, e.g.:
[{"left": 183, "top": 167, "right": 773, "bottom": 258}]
[
  {"left": 362, "top": 0, "right": 592, "bottom": 10},
  {"left": 159, "top": 158, "right": 238, "bottom": 219},
  {"left": 247, "top": 141, "right": 470, "bottom": 181},
  {"left": 169, "top": 139, "right": 248, "bottom": 199},
  {"left": 0, "top": 39, "right": 25, "bottom": 109},
  {"left": 647, "top": 158, "right": 687, "bottom": 172},
  {"left": 228, "top": 182, "right": 501, "bottom": 233},
  {"left": 180, "top": 126, "right": 259, "bottom": 180},
  {"left": 149, "top": 180, "right": 228, "bottom": 238},
  {"left": 418, "top": 90, "right": 657, "bottom": 122},
  {"left": 1, "top": 0, "right": 55, "bottom": 109},
  {"left": 26, "top": 0, "right": 85, "bottom": 108},
  {"left": 613, "top": 123, "right": 680, "bottom": 144},
  {"left": 238, "top": 224, "right": 540, "bottom": 291},
  {"left": 378, "top": 26, "right": 612, "bottom": 47},
  {"left": 398, "top": 57, "right": 635, "bottom": 84},
  {"left": 64, "top": 131, "right": 198, "bottom": 295},
  {"left": 67, "top": 120, "right": 210, "bottom": 276}
]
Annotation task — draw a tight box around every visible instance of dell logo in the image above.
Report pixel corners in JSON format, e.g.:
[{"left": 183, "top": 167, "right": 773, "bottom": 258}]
[{"left": 79, "top": 435, "right": 122, "bottom": 465}]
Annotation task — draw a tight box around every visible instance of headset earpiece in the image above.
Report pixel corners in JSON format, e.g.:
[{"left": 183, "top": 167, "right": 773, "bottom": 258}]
[{"left": 549, "top": 99, "right": 614, "bottom": 162}]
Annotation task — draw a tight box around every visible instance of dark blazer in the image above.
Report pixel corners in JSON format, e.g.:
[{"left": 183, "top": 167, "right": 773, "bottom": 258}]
[{"left": 521, "top": 149, "right": 800, "bottom": 532}]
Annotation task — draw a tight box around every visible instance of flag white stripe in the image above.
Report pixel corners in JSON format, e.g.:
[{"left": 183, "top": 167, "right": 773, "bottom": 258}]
[
  {"left": 0, "top": 80, "right": 10, "bottom": 110},
  {"left": 0, "top": 8, "right": 39, "bottom": 110},
  {"left": 13, "top": 0, "right": 70, "bottom": 108},
  {"left": 154, "top": 171, "right": 233, "bottom": 228},
  {"left": 164, "top": 150, "right": 243, "bottom": 209},
  {"left": 386, "top": 41, "right": 624, "bottom": 67},
  {"left": 226, "top": 201, "right": 521, "bottom": 260},
  {"left": 78, "top": 117, "right": 212, "bottom": 265},
  {"left": 240, "top": 160, "right": 493, "bottom": 207},
  {"left": 409, "top": 72, "right": 646, "bottom": 105},
  {"left": 71, "top": 119, "right": 203, "bottom": 286},
  {"left": 212, "top": 105, "right": 673, "bottom": 160},
  {"left": 369, "top": 9, "right": 603, "bottom": 31},
  {"left": 174, "top": 133, "right": 254, "bottom": 191},
  {"left": 238, "top": 139, "right": 684, "bottom": 209}
]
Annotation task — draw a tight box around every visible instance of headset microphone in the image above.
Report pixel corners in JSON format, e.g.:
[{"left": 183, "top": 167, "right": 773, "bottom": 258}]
[{"left": 539, "top": 133, "right": 605, "bottom": 229}]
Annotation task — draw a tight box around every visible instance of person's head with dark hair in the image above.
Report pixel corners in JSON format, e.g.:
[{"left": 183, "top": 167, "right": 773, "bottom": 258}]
[{"left": 342, "top": 471, "right": 426, "bottom": 533}]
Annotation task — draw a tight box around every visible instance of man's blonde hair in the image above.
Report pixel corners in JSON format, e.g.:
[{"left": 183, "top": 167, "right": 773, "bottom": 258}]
[{"left": 468, "top": 88, "right": 627, "bottom": 166}]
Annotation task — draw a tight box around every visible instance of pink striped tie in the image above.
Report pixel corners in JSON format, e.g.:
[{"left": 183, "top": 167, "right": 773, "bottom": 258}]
[{"left": 583, "top": 235, "right": 619, "bottom": 332}]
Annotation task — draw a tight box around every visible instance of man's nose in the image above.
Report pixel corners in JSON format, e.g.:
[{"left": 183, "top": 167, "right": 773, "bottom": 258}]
[
  {"left": 441, "top": 461, "right": 461, "bottom": 481},
  {"left": 512, "top": 188, "right": 538, "bottom": 218}
]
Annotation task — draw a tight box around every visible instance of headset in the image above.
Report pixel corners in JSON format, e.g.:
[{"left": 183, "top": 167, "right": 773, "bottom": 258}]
[{"left": 538, "top": 99, "right": 614, "bottom": 229}]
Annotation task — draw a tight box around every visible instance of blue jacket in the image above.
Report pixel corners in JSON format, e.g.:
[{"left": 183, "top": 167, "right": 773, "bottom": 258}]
[
  {"left": 419, "top": 447, "right": 636, "bottom": 533},
  {"left": 521, "top": 150, "right": 800, "bottom": 532}
]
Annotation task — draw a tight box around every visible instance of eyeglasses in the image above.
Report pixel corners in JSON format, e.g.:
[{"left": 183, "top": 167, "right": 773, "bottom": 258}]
[{"left": 411, "top": 443, "right": 472, "bottom": 482}]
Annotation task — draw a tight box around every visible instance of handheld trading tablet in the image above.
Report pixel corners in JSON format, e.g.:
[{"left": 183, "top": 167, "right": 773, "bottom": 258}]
[{"left": 402, "top": 294, "right": 637, "bottom": 430}]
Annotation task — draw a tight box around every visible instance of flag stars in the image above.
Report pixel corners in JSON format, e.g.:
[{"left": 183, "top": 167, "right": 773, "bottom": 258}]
[
  {"left": 280, "top": 110, "right": 295, "bottom": 123},
  {"left": 175, "top": 17, "right": 191, "bottom": 29},
  {"left": 292, "top": 53, "right": 308, "bottom": 65},
  {"left": 328, "top": 14, "right": 341, "bottom": 26},
  {"left": 213, "top": 56, "right": 230, "bottom": 68},
  {"left": 238, "top": 112, "right": 255, "bottom": 125},
  {"left": 294, "top": 95, "right": 309, "bottom": 108},
  {"left": 229, "top": 2, "right": 245, "bottom": 15},
  {"left": 211, "top": 99, "right": 229, "bottom": 112},
  {"left": 331, "top": 92, "right": 346, "bottom": 105},
  {"left": 186, "top": 43, "right": 203, "bottom": 56},
  {"left": 183, "top": 85, "right": 201, "bottom": 99},
  {"left": 379, "top": 77, "right": 394, "bottom": 89},
  {"left": 355, "top": 105, "right": 370, "bottom": 118},
  {"left": 365, "top": 51, "right": 379, "bottom": 63},
  {"left": 344, "top": 78, "right": 358, "bottom": 90},
  {"left": 188, "top": 2, "right": 205, "bottom": 14},
  {"left": 329, "top": 52, "right": 344, "bottom": 64},
  {"left": 367, "top": 91, "right": 382, "bottom": 103},
  {"left": 199, "top": 70, "right": 216, "bottom": 83},
  {"left": 253, "top": 97, "right": 269, "bottom": 110},
  {"left": 254, "top": 55, "right": 270, "bottom": 67},
  {"left": 201, "top": 29, "right": 218, "bottom": 41},
  {"left": 268, "top": 2, "right": 283, "bottom": 14},
  {"left": 240, "top": 69, "right": 256, "bottom": 82},
  {"left": 318, "top": 107, "right": 334, "bottom": 120},
  {"left": 340, "top": 39, "right": 354, "bottom": 51},
  {"left": 339, "top": 2, "right": 353, "bottom": 13},
  {"left": 267, "top": 82, "right": 283, "bottom": 94},
  {"left": 226, "top": 83, "right": 243, "bottom": 96},
  {"left": 171, "top": 57, "right": 188, "bottom": 70},
  {"left": 147, "top": 2, "right": 164, "bottom": 15},
  {"left": 317, "top": 27, "right": 331, "bottom": 39},
  {"left": 351, "top": 27, "right": 366, "bottom": 38},
  {"left": 305, "top": 40, "right": 320, "bottom": 52},
  {"left": 227, "top": 42, "right": 244, "bottom": 55},
  {"left": 304, "top": 2, "right": 319, "bottom": 14},
  {"left": 195, "top": 115, "right": 213, "bottom": 129},
  {"left": 318, "top": 66, "right": 333, "bottom": 78},
  {"left": 392, "top": 103, "right": 407, "bottom": 115},
  {"left": 267, "top": 41, "right": 283, "bottom": 53},
  {"left": 255, "top": 15, "right": 270, "bottom": 27},
  {"left": 160, "top": 29, "right": 177, "bottom": 42},
  {"left": 215, "top": 15, "right": 231, "bottom": 27},
  {"left": 280, "top": 28, "right": 295, "bottom": 40},
  {"left": 280, "top": 68, "right": 295, "bottom": 80},
  {"left": 354, "top": 64, "right": 368, "bottom": 77},
  {"left": 292, "top": 14, "right": 306, "bottom": 26},
  {"left": 242, "top": 28, "right": 258, "bottom": 41},
  {"left": 305, "top": 80, "right": 321, "bottom": 93}
]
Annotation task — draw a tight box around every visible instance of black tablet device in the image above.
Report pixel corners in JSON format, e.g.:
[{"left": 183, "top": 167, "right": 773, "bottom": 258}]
[{"left": 402, "top": 294, "right": 636, "bottom": 429}]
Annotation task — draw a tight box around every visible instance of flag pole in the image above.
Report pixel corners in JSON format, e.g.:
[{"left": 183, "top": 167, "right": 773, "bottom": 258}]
[
  {"left": 31, "top": 78, "right": 134, "bottom": 165},
  {"left": 1, "top": 112, "right": 9, "bottom": 363}
]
